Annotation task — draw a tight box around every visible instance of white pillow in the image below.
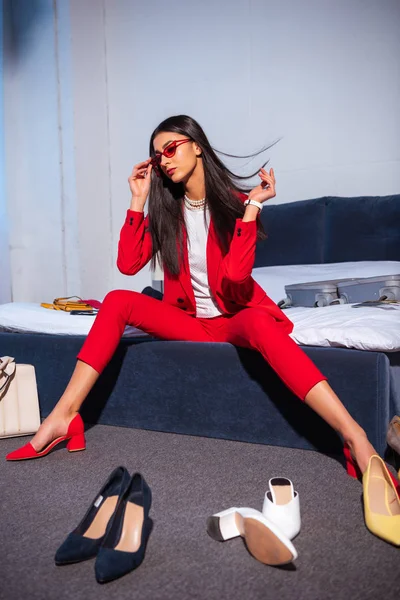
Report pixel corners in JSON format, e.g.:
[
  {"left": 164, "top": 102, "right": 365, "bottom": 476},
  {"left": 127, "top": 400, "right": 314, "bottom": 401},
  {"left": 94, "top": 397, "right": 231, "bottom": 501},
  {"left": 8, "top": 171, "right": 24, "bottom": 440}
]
[{"left": 288, "top": 303, "right": 400, "bottom": 352}]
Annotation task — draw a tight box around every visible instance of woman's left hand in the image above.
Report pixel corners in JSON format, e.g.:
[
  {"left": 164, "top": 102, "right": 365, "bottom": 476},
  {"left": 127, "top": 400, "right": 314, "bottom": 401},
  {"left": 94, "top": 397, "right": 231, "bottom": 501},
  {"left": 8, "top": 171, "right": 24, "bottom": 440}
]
[{"left": 248, "top": 168, "right": 276, "bottom": 203}]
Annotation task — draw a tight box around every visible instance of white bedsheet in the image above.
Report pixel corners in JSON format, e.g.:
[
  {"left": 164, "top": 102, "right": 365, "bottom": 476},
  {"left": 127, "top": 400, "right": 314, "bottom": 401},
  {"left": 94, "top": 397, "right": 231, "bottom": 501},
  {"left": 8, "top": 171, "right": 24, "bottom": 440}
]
[
  {"left": 288, "top": 303, "right": 400, "bottom": 352},
  {"left": 1, "top": 300, "right": 399, "bottom": 352},
  {"left": 0, "top": 303, "right": 149, "bottom": 338}
]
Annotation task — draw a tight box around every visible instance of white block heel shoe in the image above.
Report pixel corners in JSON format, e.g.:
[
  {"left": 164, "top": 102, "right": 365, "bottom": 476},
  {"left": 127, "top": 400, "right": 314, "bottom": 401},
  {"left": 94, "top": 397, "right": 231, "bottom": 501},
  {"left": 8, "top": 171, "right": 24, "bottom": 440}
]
[
  {"left": 262, "top": 477, "right": 301, "bottom": 540},
  {"left": 206, "top": 506, "right": 297, "bottom": 565}
]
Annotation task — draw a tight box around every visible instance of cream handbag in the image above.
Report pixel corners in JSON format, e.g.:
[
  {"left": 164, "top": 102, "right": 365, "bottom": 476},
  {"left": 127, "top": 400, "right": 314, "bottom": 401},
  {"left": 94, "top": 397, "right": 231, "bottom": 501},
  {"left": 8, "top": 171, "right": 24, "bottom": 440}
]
[{"left": 0, "top": 356, "right": 41, "bottom": 438}]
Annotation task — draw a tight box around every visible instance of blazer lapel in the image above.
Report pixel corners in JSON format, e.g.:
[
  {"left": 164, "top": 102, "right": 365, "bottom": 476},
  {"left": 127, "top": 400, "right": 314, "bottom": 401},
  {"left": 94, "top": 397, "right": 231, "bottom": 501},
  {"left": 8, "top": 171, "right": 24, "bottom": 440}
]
[
  {"left": 206, "top": 218, "right": 222, "bottom": 292},
  {"left": 179, "top": 224, "right": 196, "bottom": 306}
]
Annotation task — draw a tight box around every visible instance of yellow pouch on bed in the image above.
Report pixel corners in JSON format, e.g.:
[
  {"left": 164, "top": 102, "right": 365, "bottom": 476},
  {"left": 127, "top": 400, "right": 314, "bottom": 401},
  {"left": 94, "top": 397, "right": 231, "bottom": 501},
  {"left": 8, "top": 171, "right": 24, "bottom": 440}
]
[{"left": 40, "top": 296, "right": 94, "bottom": 312}]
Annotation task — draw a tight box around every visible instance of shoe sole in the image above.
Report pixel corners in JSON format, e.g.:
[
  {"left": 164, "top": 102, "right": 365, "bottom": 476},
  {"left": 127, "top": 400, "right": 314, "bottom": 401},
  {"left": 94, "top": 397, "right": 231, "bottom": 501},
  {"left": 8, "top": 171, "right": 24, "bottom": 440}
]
[
  {"left": 207, "top": 511, "right": 296, "bottom": 565},
  {"left": 6, "top": 447, "right": 85, "bottom": 461}
]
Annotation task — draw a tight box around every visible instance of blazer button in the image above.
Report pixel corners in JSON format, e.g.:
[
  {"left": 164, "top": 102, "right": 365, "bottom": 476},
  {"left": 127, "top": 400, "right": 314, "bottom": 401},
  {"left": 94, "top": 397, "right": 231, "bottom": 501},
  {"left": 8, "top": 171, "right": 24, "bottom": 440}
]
[
  {"left": 129, "top": 217, "right": 134, "bottom": 225},
  {"left": 177, "top": 298, "right": 184, "bottom": 303},
  {"left": 237, "top": 231, "right": 241, "bottom": 237}
]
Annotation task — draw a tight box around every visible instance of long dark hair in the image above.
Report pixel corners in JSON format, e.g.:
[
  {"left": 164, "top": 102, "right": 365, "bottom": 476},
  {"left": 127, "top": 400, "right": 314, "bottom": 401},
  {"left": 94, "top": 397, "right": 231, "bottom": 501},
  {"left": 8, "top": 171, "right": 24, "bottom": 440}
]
[{"left": 148, "top": 115, "right": 277, "bottom": 275}]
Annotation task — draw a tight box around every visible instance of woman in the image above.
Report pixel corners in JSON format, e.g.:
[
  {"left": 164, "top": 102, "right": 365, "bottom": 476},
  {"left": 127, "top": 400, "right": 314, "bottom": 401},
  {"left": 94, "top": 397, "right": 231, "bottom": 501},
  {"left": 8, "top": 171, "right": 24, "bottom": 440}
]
[{"left": 6, "top": 115, "right": 377, "bottom": 476}]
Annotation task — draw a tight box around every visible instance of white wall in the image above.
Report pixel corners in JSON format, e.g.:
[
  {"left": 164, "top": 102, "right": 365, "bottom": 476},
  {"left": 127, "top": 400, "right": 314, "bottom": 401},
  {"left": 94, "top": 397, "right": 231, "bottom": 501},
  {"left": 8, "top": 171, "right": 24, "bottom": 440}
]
[
  {"left": 0, "top": 0, "right": 12, "bottom": 304},
  {"left": 2, "top": 0, "right": 400, "bottom": 302},
  {"left": 3, "top": 0, "right": 70, "bottom": 302}
]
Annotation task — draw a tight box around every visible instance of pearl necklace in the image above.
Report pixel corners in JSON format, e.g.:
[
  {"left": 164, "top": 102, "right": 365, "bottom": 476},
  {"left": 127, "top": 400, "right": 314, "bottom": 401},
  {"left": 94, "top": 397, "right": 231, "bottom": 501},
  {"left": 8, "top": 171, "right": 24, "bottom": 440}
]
[{"left": 184, "top": 194, "right": 206, "bottom": 210}]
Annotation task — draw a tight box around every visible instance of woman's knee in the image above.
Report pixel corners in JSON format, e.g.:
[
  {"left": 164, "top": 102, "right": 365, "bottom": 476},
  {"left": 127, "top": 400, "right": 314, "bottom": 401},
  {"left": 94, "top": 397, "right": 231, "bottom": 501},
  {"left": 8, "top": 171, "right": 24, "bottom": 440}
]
[
  {"left": 233, "top": 308, "right": 279, "bottom": 336},
  {"left": 225, "top": 308, "right": 274, "bottom": 348},
  {"left": 102, "top": 289, "right": 139, "bottom": 305},
  {"left": 101, "top": 289, "right": 141, "bottom": 318}
]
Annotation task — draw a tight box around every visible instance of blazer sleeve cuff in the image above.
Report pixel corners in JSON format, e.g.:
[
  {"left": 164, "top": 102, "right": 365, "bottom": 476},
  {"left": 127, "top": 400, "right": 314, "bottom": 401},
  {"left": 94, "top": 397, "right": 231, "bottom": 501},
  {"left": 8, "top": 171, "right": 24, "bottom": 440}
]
[
  {"left": 235, "top": 217, "right": 258, "bottom": 229},
  {"left": 125, "top": 209, "right": 145, "bottom": 224}
]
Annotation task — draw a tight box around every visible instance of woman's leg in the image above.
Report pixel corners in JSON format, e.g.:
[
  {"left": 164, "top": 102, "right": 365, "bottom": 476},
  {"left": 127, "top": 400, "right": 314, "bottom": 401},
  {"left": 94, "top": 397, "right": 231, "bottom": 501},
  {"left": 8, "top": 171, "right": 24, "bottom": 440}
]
[
  {"left": 303, "top": 381, "right": 374, "bottom": 473},
  {"left": 29, "top": 362, "right": 99, "bottom": 451},
  {"left": 222, "top": 308, "right": 376, "bottom": 473},
  {"left": 29, "top": 290, "right": 213, "bottom": 451}
]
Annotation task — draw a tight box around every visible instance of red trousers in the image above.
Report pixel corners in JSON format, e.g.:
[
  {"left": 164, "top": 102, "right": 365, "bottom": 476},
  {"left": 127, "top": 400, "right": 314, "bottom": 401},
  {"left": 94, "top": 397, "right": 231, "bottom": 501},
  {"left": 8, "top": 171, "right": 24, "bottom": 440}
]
[{"left": 77, "top": 290, "right": 326, "bottom": 401}]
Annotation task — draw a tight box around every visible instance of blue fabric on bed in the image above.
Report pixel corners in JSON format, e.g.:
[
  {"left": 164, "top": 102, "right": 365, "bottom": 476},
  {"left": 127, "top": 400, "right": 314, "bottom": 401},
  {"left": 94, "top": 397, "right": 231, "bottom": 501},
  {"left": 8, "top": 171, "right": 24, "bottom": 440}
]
[
  {"left": 324, "top": 195, "right": 400, "bottom": 262},
  {"left": 254, "top": 197, "right": 326, "bottom": 267},
  {"left": 255, "top": 194, "right": 400, "bottom": 267},
  {"left": 0, "top": 332, "right": 392, "bottom": 456}
]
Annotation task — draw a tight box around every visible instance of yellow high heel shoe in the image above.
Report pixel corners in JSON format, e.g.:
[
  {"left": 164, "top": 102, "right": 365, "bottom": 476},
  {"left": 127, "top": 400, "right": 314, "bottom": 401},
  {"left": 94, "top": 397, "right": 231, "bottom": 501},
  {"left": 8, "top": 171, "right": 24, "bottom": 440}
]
[{"left": 363, "top": 455, "right": 400, "bottom": 546}]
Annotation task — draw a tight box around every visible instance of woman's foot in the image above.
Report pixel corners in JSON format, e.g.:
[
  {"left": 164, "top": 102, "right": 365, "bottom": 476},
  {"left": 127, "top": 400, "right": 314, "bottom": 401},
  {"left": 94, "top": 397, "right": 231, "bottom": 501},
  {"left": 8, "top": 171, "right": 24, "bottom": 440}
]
[
  {"left": 344, "top": 431, "right": 400, "bottom": 498},
  {"left": 344, "top": 432, "right": 376, "bottom": 474},
  {"left": 6, "top": 411, "right": 85, "bottom": 461},
  {"left": 30, "top": 410, "right": 79, "bottom": 452}
]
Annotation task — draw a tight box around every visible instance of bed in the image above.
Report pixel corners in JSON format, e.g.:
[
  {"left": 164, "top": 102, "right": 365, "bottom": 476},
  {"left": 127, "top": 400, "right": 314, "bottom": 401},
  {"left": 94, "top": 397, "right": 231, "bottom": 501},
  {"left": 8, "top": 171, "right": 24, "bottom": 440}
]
[{"left": 1, "top": 194, "right": 399, "bottom": 457}]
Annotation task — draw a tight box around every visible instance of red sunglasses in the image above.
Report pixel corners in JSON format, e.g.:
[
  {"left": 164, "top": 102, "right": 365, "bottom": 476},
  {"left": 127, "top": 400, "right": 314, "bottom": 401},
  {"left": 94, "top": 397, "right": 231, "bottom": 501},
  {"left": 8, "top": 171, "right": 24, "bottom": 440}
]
[{"left": 150, "top": 138, "right": 192, "bottom": 176}]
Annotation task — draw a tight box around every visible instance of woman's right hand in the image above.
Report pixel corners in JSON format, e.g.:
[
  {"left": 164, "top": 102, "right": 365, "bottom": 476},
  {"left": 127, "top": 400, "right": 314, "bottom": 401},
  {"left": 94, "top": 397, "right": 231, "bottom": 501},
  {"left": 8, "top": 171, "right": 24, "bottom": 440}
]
[{"left": 128, "top": 158, "right": 153, "bottom": 209}]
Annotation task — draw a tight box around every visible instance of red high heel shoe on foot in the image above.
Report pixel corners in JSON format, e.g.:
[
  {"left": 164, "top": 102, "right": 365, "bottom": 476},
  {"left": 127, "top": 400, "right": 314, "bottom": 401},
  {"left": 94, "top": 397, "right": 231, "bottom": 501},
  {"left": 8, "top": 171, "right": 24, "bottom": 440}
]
[
  {"left": 343, "top": 442, "right": 400, "bottom": 498},
  {"left": 6, "top": 414, "right": 86, "bottom": 461}
]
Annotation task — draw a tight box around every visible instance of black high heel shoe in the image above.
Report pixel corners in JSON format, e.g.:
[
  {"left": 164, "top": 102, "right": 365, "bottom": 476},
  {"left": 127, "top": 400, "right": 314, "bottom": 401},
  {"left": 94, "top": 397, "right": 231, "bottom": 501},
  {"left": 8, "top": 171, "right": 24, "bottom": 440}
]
[
  {"left": 95, "top": 473, "right": 152, "bottom": 583},
  {"left": 55, "top": 466, "right": 131, "bottom": 565}
]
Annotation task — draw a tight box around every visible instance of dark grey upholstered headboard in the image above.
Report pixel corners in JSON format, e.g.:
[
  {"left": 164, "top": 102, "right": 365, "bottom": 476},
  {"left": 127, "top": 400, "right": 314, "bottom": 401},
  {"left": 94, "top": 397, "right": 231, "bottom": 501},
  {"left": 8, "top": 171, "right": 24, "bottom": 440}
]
[{"left": 254, "top": 195, "right": 400, "bottom": 267}]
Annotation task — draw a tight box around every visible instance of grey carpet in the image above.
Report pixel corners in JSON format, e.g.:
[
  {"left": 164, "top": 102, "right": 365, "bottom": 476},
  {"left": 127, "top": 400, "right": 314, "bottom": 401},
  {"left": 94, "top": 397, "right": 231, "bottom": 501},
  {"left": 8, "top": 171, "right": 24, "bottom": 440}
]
[{"left": 0, "top": 425, "right": 399, "bottom": 600}]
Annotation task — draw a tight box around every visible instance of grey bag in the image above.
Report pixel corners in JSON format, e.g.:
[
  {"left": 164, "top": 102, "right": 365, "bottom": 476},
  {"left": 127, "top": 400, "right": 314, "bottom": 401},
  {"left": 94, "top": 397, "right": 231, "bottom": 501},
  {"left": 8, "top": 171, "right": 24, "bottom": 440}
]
[{"left": 279, "top": 274, "right": 400, "bottom": 308}]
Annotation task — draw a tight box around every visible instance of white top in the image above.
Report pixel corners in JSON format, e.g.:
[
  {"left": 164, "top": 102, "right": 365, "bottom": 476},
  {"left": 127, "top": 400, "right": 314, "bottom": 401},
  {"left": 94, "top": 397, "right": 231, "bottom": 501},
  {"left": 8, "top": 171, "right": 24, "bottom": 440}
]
[{"left": 184, "top": 204, "right": 225, "bottom": 318}]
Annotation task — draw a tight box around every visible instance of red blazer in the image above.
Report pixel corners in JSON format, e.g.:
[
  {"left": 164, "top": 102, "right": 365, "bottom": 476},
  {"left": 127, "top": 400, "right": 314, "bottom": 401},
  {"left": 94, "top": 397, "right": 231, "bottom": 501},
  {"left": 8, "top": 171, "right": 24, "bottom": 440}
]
[{"left": 117, "top": 200, "right": 293, "bottom": 334}]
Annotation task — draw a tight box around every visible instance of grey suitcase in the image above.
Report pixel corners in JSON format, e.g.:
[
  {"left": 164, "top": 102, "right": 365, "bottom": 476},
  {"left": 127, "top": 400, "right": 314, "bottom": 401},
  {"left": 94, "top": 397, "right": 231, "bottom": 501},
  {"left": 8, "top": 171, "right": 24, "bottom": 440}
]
[
  {"left": 279, "top": 280, "right": 345, "bottom": 308},
  {"left": 279, "top": 274, "right": 400, "bottom": 308},
  {"left": 337, "top": 274, "right": 400, "bottom": 303}
]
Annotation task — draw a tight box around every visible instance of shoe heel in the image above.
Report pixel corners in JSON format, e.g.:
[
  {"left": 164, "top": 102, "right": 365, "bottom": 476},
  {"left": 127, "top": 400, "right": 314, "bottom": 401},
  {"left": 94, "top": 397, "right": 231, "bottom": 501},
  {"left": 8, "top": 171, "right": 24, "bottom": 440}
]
[
  {"left": 206, "top": 507, "right": 239, "bottom": 542},
  {"left": 67, "top": 433, "right": 86, "bottom": 452},
  {"left": 343, "top": 443, "right": 362, "bottom": 481},
  {"left": 393, "top": 448, "right": 400, "bottom": 477},
  {"left": 386, "top": 467, "right": 400, "bottom": 498},
  {"left": 385, "top": 447, "right": 400, "bottom": 493}
]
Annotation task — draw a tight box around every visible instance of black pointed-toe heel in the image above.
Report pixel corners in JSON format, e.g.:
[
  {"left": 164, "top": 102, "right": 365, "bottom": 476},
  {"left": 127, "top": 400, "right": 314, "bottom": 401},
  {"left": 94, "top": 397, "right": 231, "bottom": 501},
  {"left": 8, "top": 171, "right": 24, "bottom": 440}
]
[
  {"left": 95, "top": 472, "right": 152, "bottom": 584},
  {"left": 55, "top": 466, "right": 131, "bottom": 566}
]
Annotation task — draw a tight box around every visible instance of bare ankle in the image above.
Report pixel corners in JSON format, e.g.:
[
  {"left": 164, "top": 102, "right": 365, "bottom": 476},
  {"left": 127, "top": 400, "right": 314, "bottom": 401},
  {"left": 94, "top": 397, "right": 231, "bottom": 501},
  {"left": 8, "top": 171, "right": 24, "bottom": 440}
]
[
  {"left": 48, "top": 407, "right": 79, "bottom": 422},
  {"left": 342, "top": 426, "right": 367, "bottom": 447}
]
